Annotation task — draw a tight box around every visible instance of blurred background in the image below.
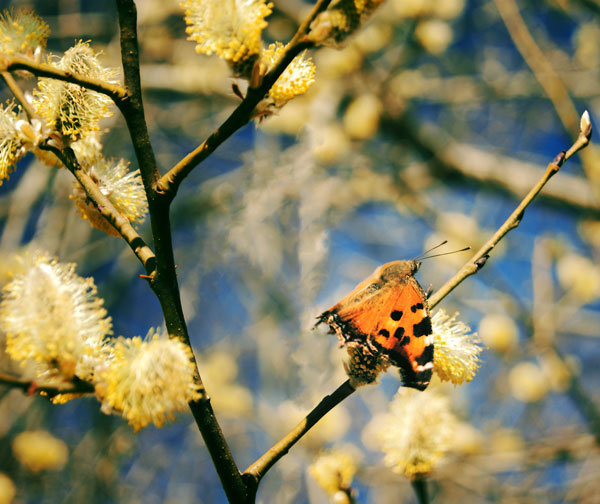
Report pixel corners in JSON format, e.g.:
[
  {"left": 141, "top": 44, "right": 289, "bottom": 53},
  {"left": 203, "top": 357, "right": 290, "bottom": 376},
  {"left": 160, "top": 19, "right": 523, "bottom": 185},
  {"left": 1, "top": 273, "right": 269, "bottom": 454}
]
[{"left": 0, "top": 0, "right": 599, "bottom": 502}]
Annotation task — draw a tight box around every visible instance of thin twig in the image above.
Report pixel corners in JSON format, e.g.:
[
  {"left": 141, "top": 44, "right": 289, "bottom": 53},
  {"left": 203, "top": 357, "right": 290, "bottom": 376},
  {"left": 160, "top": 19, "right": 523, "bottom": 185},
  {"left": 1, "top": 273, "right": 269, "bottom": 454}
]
[
  {"left": 1, "top": 55, "right": 127, "bottom": 103},
  {"left": 243, "top": 380, "right": 355, "bottom": 496},
  {"left": 155, "top": 0, "right": 333, "bottom": 199},
  {"left": 428, "top": 122, "right": 591, "bottom": 309},
  {"left": 39, "top": 143, "right": 156, "bottom": 273},
  {"left": 288, "top": 0, "right": 333, "bottom": 47},
  {"left": 1, "top": 71, "right": 35, "bottom": 119},
  {"left": 411, "top": 477, "right": 430, "bottom": 504},
  {"left": 0, "top": 371, "right": 95, "bottom": 396},
  {"left": 154, "top": 41, "right": 312, "bottom": 198},
  {"left": 530, "top": 239, "right": 600, "bottom": 445}
]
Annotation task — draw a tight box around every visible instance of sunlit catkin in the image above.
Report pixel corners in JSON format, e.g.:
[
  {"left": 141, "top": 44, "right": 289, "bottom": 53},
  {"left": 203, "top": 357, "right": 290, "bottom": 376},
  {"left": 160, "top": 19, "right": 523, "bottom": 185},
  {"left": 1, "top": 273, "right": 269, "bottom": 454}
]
[
  {"left": 32, "top": 41, "right": 118, "bottom": 140},
  {"left": 70, "top": 157, "right": 148, "bottom": 237},
  {"left": 96, "top": 329, "right": 202, "bottom": 431},
  {"left": 309, "top": 447, "right": 359, "bottom": 497},
  {"left": 0, "top": 251, "right": 112, "bottom": 381},
  {"left": 0, "top": 102, "right": 29, "bottom": 183},
  {"left": 0, "top": 8, "right": 49, "bottom": 58},
  {"left": 182, "top": 0, "right": 273, "bottom": 77},
  {"left": 431, "top": 309, "right": 483, "bottom": 385},
  {"left": 255, "top": 42, "right": 316, "bottom": 117}
]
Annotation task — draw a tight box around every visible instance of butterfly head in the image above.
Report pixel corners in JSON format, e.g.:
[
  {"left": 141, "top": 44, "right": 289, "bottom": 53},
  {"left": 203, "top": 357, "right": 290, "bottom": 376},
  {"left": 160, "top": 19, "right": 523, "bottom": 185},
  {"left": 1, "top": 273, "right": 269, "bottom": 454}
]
[{"left": 378, "top": 259, "right": 420, "bottom": 281}]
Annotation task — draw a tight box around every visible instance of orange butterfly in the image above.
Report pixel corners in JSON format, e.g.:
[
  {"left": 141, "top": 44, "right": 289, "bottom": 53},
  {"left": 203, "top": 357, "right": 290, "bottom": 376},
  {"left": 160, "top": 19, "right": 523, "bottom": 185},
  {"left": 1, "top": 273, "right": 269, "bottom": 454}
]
[
  {"left": 317, "top": 259, "right": 433, "bottom": 390},
  {"left": 316, "top": 244, "right": 467, "bottom": 390}
]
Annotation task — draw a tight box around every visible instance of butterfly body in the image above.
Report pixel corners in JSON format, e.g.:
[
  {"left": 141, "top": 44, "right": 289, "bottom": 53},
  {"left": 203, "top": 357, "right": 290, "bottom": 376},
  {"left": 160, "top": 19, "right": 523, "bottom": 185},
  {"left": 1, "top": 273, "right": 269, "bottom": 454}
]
[{"left": 317, "top": 260, "right": 433, "bottom": 390}]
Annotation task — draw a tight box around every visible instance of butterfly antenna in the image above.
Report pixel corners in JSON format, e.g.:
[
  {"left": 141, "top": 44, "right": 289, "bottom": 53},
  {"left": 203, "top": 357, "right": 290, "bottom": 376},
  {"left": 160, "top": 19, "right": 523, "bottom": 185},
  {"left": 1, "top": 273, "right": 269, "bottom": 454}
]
[
  {"left": 420, "top": 246, "right": 471, "bottom": 260},
  {"left": 413, "top": 240, "right": 448, "bottom": 261}
]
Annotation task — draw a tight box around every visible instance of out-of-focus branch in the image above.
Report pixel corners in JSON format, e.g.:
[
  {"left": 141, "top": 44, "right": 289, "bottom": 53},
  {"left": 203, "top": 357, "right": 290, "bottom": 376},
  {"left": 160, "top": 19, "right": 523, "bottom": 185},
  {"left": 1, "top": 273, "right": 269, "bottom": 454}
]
[
  {"left": 531, "top": 238, "right": 600, "bottom": 445},
  {"left": 493, "top": 0, "right": 578, "bottom": 130},
  {"left": 428, "top": 114, "right": 591, "bottom": 308},
  {"left": 0, "top": 371, "right": 95, "bottom": 396},
  {"left": 571, "top": 0, "right": 600, "bottom": 15},
  {"left": 554, "top": 343, "right": 600, "bottom": 445},
  {"left": 382, "top": 115, "right": 600, "bottom": 216},
  {"left": 493, "top": 0, "right": 600, "bottom": 188},
  {"left": 155, "top": 0, "right": 333, "bottom": 199}
]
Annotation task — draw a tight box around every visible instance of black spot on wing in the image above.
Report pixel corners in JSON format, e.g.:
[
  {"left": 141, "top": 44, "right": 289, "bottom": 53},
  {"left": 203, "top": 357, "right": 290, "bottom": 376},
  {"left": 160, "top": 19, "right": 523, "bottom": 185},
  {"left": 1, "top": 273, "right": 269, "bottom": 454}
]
[
  {"left": 416, "top": 344, "right": 433, "bottom": 365},
  {"left": 378, "top": 329, "right": 390, "bottom": 338},
  {"left": 393, "top": 327, "right": 405, "bottom": 339},
  {"left": 413, "top": 316, "right": 432, "bottom": 337},
  {"left": 410, "top": 302, "right": 424, "bottom": 313},
  {"left": 390, "top": 310, "right": 403, "bottom": 321},
  {"left": 399, "top": 335, "right": 410, "bottom": 346}
]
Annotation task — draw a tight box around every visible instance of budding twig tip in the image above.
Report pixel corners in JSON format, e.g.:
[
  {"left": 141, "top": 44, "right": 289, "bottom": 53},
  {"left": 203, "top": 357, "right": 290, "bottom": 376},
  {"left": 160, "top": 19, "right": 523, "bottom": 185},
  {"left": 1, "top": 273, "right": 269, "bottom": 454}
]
[{"left": 580, "top": 110, "right": 592, "bottom": 140}]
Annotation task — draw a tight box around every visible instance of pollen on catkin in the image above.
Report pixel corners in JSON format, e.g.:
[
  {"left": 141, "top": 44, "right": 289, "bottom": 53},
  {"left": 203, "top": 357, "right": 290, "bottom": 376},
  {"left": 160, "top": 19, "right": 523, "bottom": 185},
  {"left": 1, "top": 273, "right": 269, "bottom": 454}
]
[
  {"left": 255, "top": 42, "right": 315, "bottom": 117},
  {"left": 96, "top": 329, "right": 203, "bottom": 431},
  {"left": 32, "top": 41, "right": 118, "bottom": 140},
  {"left": 0, "top": 101, "right": 28, "bottom": 183},
  {"left": 70, "top": 156, "right": 148, "bottom": 237},
  {"left": 0, "top": 8, "right": 49, "bottom": 57},
  {"left": 431, "top": 309, "right": 483, "bottom": 385},
  {"left": 0, "top": 251, "right": 112, "bottom": 381},
  {"left": 181, "top": 0, "right": 273, "bottom": 77}
]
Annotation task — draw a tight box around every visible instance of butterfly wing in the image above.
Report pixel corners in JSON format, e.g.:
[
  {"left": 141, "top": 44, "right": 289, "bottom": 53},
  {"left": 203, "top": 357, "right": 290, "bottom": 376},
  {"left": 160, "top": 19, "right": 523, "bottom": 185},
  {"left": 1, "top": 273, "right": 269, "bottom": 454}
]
[
  {"left": 321, "top": 278, "right": 433, "bottom": 390},
  {"left": 369, "top": 281, "right": 433, "bottom": 390}
]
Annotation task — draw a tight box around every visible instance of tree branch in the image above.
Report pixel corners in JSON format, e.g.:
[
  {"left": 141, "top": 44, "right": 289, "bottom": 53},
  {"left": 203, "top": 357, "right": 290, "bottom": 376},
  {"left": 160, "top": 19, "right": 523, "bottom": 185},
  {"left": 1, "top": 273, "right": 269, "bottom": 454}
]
[
  {"left": 411, "top": 477, "right": 430, "bottom": 504},
  {"left": 114, "top": 2, "right": 248, "bottom": 502},
  {"left": 1, "top": 71, "right": 35, "bottom": 119},
  {"left": 155, "top": 0, "right": 333, "bottom": 199},
  {"left": 39, "top": 142, "right": 156, "bottom": 272},
  {"left": 0, "top": 371, "right": 95, "bottom": 396},
  {"left": 115, "top": 0, "right": 161, "bottom": 189},
  {"left": 0, "top": 55, "right": 127, "bottom": 102},
  {"left": 428, "top": 118, "right": 591, "bottom": 309},
  {"left": 243, "top": 380, "right": 355, "bottom": 498}
]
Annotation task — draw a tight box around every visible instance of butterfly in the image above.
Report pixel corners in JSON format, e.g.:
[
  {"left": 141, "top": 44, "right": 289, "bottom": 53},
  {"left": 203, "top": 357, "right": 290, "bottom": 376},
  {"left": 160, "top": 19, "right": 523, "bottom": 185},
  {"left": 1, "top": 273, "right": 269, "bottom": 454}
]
[
  {"left": 316, "top": 244, "right": 469, "bottom": 389},
  {"left": 316, "top": 259, "right": 433, "bottom": 390}
]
